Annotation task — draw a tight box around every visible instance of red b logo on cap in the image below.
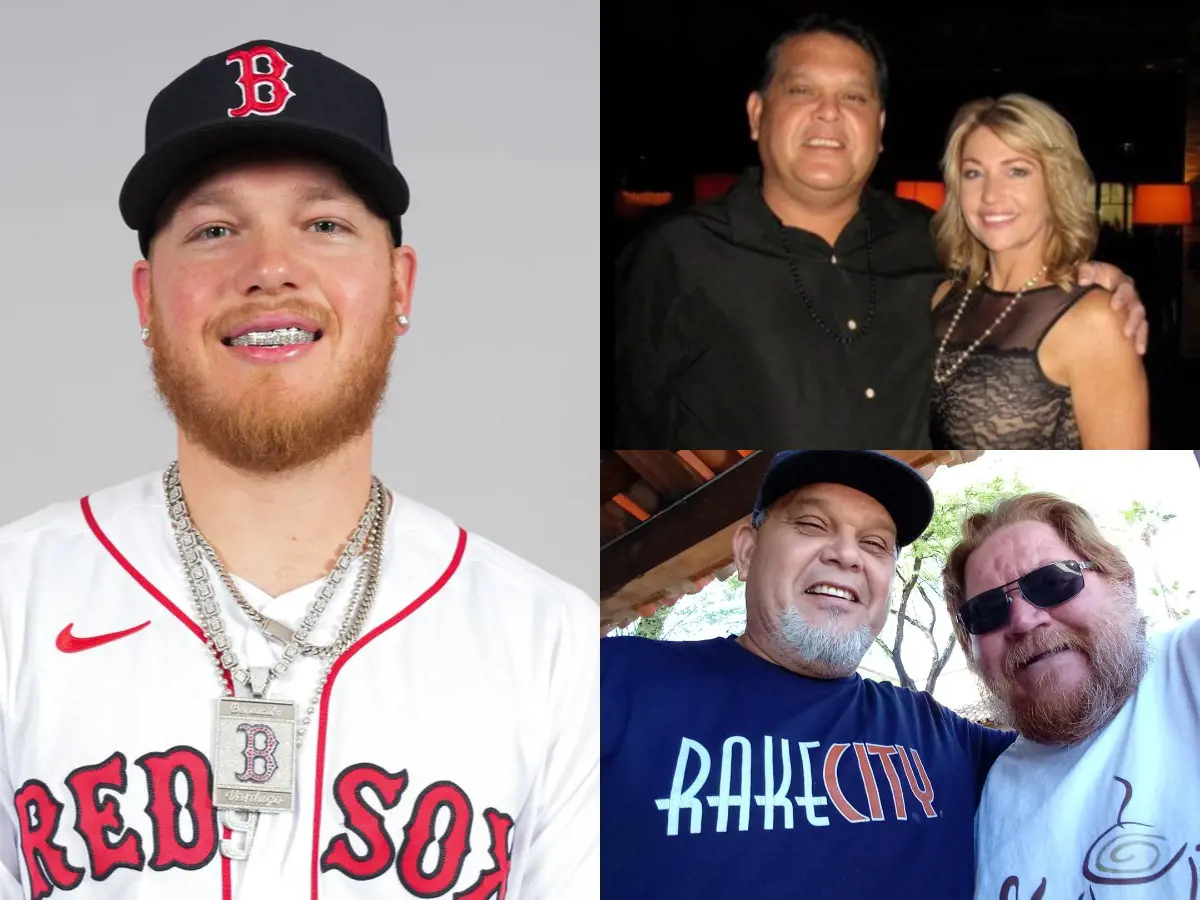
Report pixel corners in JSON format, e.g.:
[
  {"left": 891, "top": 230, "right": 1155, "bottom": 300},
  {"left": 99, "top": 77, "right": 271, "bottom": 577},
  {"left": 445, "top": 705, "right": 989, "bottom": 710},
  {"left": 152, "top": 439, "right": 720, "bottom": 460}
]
[{"left": 226, "top": 46, "right": 296, "bottom": 117}]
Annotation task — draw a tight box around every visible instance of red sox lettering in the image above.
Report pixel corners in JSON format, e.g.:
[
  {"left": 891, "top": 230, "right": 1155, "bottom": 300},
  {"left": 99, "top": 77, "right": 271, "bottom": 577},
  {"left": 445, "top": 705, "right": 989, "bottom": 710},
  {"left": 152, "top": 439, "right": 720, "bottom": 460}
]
[
  {"left": 15, "top": 748, "right": 513, "bottom": 899},
  {"left": 319, "top": 766, "right": 513, "bottom": 896}
]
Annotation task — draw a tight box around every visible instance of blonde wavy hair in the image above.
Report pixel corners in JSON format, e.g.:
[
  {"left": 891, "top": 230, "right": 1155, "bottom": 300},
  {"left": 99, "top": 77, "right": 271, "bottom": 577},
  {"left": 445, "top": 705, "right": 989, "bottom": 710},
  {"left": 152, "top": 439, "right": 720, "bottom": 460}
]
[
  {"left": 942, "top": 492, "right": 1134, "bottom": 658},
  {"left": 931, "top": 94, "right": 1098, "bottom": 290}
]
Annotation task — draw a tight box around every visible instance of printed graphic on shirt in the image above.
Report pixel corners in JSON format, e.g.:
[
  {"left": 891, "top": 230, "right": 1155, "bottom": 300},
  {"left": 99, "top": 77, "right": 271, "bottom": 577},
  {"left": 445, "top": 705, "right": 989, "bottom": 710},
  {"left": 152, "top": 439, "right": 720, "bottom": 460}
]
[
  {"left": 653, "top": 734, "right": 938, "bottom": 835},
  {"left": 994, "top": 777, "right": 1198, "bottom": 900},
  {"left": 14, "top": 748, "right": 514, "bottom": 900}
]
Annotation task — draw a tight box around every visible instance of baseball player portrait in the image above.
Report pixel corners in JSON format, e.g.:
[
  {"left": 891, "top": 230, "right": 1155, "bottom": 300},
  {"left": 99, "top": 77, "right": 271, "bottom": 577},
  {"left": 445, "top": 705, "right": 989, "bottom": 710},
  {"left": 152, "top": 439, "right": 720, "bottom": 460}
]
[{"left": 0, "top": 26, "right": 598, "bottom": 900}]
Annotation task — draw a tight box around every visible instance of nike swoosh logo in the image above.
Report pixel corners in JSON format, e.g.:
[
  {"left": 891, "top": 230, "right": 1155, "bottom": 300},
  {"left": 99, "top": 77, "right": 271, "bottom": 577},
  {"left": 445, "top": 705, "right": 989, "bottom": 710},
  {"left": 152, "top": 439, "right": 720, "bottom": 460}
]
[{"left": 56, "top": 621, "right": 152, "bottom": 653}]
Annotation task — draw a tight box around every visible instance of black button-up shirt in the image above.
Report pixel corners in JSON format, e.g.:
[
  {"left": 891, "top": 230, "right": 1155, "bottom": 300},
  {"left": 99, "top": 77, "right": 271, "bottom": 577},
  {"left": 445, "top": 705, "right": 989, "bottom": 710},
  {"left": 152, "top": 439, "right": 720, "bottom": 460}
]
[{"left": 613, "top": 168, "right": 943, "bottom": 447}]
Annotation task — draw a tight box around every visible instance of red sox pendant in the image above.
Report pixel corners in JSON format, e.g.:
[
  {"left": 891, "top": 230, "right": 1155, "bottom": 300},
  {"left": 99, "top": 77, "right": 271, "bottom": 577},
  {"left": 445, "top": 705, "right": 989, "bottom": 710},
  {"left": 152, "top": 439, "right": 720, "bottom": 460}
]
[
  {"left": 212, "top": 659, "right": 299, "bottom": 858},
  {"left": 214, "top": 695, "right": 297, "bottom": 814},
  {"left": 213, "top": 689, "right": 298, "bottom": 860}
]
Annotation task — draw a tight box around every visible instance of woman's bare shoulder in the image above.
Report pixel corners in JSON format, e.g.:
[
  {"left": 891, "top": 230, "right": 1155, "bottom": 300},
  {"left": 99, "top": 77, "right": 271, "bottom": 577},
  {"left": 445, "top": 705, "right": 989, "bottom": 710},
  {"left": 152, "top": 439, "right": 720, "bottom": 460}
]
[
  {"left": 1043, "top": 285, "right": 1129, "bottom": 367},
  {"left": 1058, "top": 285, "right": 1120, "bottom": 334}
]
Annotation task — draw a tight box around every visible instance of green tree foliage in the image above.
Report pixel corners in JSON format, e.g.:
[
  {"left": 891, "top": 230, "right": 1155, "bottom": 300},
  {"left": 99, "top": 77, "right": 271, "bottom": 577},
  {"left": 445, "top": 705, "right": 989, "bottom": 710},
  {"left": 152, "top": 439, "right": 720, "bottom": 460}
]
[
  {"left": 1121, "top": 501, "right": 1193, "bottom": 621},
  {"left": 635, "top": 603, "right": 673, "bottom": 640}
]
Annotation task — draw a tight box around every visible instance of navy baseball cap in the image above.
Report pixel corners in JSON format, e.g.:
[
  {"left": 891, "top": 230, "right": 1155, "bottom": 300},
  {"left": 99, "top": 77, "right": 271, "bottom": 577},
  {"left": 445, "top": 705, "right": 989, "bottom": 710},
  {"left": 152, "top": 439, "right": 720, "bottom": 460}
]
[
  {"left": 752, "top": 451, "right": 935, "bottom": 547},
  {"left": 120, "top": 39, "right": 409, "bottom": 257}
]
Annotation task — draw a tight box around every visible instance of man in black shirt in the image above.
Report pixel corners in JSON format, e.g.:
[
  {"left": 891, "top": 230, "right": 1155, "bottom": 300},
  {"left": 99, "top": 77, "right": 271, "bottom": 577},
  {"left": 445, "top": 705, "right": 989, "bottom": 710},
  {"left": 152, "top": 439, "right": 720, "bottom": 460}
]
[{"left": 613, "top": 15, "right": 1146, "bottom": 448}]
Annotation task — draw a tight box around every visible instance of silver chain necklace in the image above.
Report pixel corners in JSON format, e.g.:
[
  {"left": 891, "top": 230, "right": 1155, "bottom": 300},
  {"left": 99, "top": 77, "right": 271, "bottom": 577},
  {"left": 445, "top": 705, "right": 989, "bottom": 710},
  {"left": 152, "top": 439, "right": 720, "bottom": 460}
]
[
  {"left": 933, "top": 265, "right": 1049, "bottom": 386},
  {"left": 162, "top": 462, "right": 388, "bottom": 861},
  {"left": 193, "top": 519, "right": 379, "bottom": 659}
]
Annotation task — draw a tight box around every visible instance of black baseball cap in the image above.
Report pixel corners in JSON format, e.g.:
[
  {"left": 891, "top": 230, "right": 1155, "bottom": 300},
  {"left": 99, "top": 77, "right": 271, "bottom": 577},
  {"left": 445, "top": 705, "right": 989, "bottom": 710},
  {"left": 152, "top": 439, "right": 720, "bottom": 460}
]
[
  {"left": 752, "top": 451, "right": 935, "bottom": 547},
  {"left": 120, "top": 39, "right": 410, "bottom": 257}
]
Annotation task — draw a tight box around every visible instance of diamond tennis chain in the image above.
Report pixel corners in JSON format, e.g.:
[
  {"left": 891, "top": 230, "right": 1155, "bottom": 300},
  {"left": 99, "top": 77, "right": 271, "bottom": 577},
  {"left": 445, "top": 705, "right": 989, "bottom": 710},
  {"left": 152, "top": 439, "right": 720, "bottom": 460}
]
[{"left": 163, "top": 461, "right": 387, "bottom": 748}]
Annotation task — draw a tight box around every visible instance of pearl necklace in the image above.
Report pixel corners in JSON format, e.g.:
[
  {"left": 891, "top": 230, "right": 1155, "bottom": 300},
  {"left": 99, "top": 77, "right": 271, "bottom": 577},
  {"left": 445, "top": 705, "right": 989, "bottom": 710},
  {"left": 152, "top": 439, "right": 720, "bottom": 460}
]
[{"left": 933, "top": 266, "right": 1049, "bottom": 386}]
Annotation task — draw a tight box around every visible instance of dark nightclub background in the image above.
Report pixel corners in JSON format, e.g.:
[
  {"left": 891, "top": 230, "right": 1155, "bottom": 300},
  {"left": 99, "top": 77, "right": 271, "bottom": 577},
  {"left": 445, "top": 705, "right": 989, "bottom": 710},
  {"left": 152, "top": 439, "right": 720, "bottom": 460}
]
[{"left": 604, "top": 2, "right": 1200, "bottom": 448}]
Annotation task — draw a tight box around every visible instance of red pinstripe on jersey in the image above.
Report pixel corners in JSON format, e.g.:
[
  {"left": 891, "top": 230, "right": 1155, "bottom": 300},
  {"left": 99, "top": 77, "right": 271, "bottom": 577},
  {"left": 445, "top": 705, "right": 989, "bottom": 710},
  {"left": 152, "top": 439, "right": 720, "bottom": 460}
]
[
  {"left": 310, "top": 528, "right": 467, "bottom": 899},
  {"left": 83, "top": 495, "right": 237, "bottom": 900}
]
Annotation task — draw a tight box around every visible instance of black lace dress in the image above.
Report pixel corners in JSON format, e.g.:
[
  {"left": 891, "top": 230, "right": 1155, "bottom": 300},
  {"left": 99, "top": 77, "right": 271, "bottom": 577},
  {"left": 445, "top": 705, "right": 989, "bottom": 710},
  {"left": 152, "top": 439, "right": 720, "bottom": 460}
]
[{"left": 931, "top": 282, "right": 1094, "bottom": 449}]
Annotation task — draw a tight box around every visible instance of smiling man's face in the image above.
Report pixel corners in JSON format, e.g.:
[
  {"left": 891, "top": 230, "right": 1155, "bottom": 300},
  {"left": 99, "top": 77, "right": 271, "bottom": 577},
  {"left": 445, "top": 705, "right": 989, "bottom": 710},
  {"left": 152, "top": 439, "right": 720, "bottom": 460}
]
[
  {"left": 734, "top": 482, "right": 898, "bottom": 677},
  {"left": 965, "top": 520, "right": 1147, "bottom": 745},
  {"left": 132, "top": 151, "right": 416, "bottom": 474},
  {"left": 747, "top": 31, "right": 885, "bottom": 206}
]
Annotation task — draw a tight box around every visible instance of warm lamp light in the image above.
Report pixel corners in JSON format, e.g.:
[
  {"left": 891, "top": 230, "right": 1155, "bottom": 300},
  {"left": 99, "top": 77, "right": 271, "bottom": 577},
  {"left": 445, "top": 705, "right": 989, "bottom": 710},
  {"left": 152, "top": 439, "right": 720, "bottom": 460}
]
[
  {"left": 896, "top": 181, "right": 946, "bottom": 211},
  {"left": 695, "top": 173, "right": 738, "bottom": 205},
  {"left": 618, "top": 190, "right": 673, "bottom": 208},
  {"left": 1132, "top": 184, "right": 1193, "bottom": 226}
]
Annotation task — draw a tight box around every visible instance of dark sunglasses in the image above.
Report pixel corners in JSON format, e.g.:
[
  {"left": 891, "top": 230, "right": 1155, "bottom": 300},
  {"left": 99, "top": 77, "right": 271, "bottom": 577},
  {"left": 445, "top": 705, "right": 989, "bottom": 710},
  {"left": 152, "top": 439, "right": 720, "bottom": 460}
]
[{"left": 957, "top": 559, "right": 1096, "bottom": 636}]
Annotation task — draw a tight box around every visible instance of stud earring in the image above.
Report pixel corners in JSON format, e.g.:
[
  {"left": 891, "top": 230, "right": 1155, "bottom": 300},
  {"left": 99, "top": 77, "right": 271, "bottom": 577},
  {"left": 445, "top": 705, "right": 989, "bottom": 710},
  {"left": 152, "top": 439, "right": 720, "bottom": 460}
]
[
  {"left": 140, "top": 326, "right": 150, "bottom": 343},
  {"left": 396, "top": 314, "right": 410, "bottom": 329}
]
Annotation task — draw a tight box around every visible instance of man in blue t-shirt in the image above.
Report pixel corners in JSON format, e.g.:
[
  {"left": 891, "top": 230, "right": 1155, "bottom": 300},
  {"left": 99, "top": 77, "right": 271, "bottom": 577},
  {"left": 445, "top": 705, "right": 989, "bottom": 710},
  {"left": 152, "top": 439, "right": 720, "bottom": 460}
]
[{"left": 602, "top": 450, "right": 1015, "bottom": 899}]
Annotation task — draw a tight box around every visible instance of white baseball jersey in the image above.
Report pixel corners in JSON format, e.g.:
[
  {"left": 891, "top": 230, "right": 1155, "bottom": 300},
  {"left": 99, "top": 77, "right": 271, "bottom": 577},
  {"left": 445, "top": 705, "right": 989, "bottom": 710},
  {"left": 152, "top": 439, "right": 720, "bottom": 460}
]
[{"left": 0, "top": 470, "right": 599, "bottom": 899}]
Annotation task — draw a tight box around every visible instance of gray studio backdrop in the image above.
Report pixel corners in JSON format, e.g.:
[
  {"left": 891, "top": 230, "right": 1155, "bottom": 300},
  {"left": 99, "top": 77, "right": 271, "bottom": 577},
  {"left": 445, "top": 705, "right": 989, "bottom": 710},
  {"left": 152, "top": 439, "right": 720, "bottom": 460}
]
[{"left": 0, "top": 1, "right": 598, "bottom": 598}]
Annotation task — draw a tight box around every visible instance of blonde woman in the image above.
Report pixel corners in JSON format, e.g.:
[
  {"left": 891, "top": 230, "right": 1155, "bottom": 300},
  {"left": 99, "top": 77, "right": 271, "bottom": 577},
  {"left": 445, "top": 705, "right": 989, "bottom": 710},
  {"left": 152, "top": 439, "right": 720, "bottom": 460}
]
[{"left": 929, "top": 94, "right": 1149, "bottom": 449}]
